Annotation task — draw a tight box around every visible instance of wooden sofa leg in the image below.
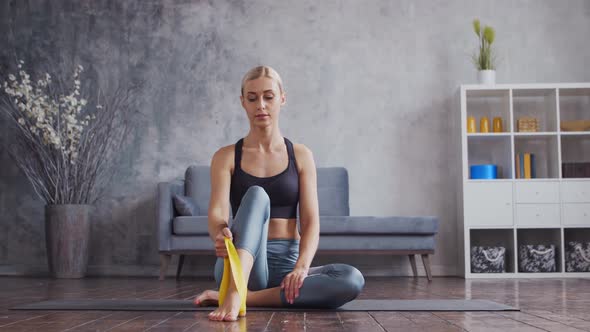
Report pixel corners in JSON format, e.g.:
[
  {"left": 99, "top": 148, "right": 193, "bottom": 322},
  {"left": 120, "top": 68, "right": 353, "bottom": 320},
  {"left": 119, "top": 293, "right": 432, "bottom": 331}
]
[
  {"left": 159, "top": 254, "right": 171, "bottom": 281},
  {"left": 408, "top": 255, "right": 418, "bottom": 277},
  {"left": 421, "top": 254, "right": 433, "bottom": 282},
  {"left": 176, "top": 255, "right": 185, "bottom": 281}
]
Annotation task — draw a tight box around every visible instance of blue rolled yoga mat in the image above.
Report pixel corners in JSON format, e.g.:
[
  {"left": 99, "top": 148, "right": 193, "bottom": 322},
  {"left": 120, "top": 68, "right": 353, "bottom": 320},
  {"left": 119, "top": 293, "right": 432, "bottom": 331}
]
[{"left": 470, "top": 164, "right": 498, "bottom": 179}]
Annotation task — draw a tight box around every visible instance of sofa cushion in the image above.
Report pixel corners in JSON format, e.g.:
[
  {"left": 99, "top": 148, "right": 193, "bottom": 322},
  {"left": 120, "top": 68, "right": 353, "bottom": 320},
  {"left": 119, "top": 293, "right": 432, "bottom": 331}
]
[
  {"left": 316, "top": 167, "right": 350, "bottom": 216},
  {"left": 185, "top": 166, "right": 211, "bottom": 217},
  {"left": 318, "top": 235, "right": 436, "bottom": 251},
  {"left": 173, "top": 195, "right": 199, "bottom": 216},
  {"left": 173, "top": 216, "right": 210, "bottom": 235},
  {"left": 319, "top": 216, "right": 438, "bottom": 235},
  {"left": 170, "top": 235, "right": 214, "bottom": 251}
]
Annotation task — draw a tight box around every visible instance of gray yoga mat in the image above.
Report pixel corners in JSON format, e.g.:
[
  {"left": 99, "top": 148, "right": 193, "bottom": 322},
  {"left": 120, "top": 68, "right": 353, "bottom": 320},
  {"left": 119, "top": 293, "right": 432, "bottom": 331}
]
[{"left": 13, "top": 299, "right": 518, "bottom": 312}]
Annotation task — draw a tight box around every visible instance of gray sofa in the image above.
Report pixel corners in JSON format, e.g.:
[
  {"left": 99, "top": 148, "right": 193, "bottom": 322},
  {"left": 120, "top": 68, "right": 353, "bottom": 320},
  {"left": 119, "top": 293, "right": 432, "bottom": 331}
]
[{"left": 157, "top": 165, "right": 439, "bottom": 281}]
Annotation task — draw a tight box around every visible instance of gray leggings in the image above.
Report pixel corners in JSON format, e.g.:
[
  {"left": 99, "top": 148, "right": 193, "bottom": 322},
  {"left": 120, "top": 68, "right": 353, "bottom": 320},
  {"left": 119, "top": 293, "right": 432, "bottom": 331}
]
[{"left": 214, "top": 185, "right": 365, "bottom": 308}]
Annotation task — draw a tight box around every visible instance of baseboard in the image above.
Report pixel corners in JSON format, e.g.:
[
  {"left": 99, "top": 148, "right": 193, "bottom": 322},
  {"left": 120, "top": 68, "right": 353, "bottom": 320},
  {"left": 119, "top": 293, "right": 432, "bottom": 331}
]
[
  {"left": 361, "top": 264, "right": 455, "bottom": 277},
  {"left": 0, "top": 263, "right": 458, "bottom": 278},
  {"left": 0, "top": 264, "right": 51, "bottom": 276}
]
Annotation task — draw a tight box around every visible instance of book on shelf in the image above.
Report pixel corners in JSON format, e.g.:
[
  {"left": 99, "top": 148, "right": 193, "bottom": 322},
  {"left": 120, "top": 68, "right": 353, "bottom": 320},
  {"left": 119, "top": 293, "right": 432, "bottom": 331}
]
[
  {"left": 514, "top": 153, "right": 522, "bottom": 179},
  {"left": 531, "top": 154, "right": 536, "bottom": 178},
  {"left": 516, "top": 153, "right": 536, "bottom": 179},
  {"left": 524, "top": 154, "right": 531, "bottom": 178},
  {"left": 562, "top": 162, "right": 590, "bottom": 178}
]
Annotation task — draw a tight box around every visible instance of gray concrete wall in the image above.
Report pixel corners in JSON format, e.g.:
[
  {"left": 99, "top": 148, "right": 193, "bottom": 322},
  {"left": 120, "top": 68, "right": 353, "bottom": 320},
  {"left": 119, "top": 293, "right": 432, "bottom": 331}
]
[{"left": 1, "top": 0, "right": 589, "bottom": 277}]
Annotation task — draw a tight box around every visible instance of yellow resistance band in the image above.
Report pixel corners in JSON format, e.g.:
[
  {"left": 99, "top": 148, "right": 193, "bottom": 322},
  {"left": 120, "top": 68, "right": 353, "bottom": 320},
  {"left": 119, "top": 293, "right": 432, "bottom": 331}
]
[{"left": 218, "top": 237, "right": 247, "bottom": 316}]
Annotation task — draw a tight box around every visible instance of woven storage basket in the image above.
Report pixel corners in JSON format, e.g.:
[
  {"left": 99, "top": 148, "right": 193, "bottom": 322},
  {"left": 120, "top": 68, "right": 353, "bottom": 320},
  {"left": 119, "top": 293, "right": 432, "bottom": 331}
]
[{"left": 517, "top": 117, "right": 539, "bottom": 132}]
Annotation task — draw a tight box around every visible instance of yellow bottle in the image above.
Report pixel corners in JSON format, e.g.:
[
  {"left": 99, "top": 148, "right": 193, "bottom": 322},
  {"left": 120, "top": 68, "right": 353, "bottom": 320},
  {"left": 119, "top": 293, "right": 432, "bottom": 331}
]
[
  {"left": 467, "top": 116, "right": 476, "bottom": 133},
  {"left": 480, "top": 116, "right": 490, "bottom": 133},
  {"left": 493, "top": 117, "right": 503, "bottom": 132}
]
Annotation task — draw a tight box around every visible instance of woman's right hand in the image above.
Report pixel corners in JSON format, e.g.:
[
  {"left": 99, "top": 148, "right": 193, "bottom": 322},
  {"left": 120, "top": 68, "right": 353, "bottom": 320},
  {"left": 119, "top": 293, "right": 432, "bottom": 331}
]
[{"left": 214, "top": 227, "right": 233, "bottom": 257}]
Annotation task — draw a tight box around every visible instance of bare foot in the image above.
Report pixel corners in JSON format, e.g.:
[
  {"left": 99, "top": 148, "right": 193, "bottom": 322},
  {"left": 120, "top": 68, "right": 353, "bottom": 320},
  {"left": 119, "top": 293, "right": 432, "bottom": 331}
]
[
  {"left": 208, "top": 289, "right": 244, "bottom": 321},
  {"left": 193, "top": 289, "right": 219, "bottom": 307}
]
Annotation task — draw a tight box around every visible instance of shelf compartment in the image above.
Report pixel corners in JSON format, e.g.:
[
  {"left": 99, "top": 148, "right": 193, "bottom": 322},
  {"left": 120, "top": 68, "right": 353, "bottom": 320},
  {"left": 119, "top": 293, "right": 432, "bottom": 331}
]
[
  {"left": 560, "top": 181, "right": 590, "bottom": 203},
  {"left": 464, "top": 182, "right": 513, "bottom": 227},
  {"left": 515, "top": 204, "right": 560, "bottom": 227},
  {"left": 513, "top": 89, "right": 558, "bottom": 132},
  {"left": 514, "top": 135, "right": 559, "bottom": 179},
  {"left": 466, "top": 90, "right": 511, "bottom": 133},
  {"left": 561, "top": 135, "right": 590, "bottom": 178},
  {"left": 514, "top": 132, "right": 558, "bottom": 136},
  {"left": 468, "top": 135, "right": 512, "bottom": 179},
  {"left": 467, "top": 133, "right": 511, "bottom": 137},
  {"left": 515, "top": 181, "right": 560, "bottom": 203},
  {"left": 469, "top": 229, "right": 515, "bottom": 273},
  {"left": 564, "top": 228, "right": 590, "bottom": 272},
  {"left": 517, "top": 228, "right": 562, "bottom": 273},
  {"left": 562, "top": 203, "right": 590, "bottom": 225},
  {"left": 559, "top": 88, "right": 590, "bottom": 132}
]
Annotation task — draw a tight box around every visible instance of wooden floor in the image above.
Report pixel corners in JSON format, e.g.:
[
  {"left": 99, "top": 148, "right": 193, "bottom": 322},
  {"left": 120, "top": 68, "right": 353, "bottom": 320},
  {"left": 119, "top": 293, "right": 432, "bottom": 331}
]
[{"left": 0, "top": 276, "right": 589, "bottom": 331}]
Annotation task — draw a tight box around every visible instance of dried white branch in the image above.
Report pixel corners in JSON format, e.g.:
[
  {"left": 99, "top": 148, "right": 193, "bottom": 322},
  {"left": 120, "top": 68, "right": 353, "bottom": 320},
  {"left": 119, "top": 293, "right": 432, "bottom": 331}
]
[{"left": 0, "top": 60, "right": 140, "bottom": 205}]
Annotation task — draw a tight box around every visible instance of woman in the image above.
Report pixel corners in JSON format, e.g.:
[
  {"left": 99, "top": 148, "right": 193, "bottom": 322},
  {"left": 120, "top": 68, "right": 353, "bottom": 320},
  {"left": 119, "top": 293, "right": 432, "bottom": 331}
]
[{"left": 194, "top": 66, "right": 365, "bottom": 321}]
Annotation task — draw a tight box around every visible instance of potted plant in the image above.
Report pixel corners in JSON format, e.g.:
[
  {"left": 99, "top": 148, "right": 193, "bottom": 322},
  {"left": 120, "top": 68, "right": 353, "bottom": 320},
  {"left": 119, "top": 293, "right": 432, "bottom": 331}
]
[
  {"left": 0, "top": 60, "right": 139, "bottom": 278},
  {"left": 472, "top": 18, "right": 497, "bottom": 85}
]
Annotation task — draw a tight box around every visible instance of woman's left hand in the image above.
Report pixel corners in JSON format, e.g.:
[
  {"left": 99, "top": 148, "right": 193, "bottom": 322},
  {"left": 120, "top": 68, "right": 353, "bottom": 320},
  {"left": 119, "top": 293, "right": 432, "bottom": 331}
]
[{"left": 280, "top": 266, "right": 309, "bottom": 304}]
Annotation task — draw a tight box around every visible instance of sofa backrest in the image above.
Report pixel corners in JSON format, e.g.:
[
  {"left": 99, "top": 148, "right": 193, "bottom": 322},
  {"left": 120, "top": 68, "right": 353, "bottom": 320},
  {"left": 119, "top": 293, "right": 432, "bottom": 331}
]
[
  {"left": 185, "top": 165, "right": 211, "bottom": 216},
  {"left": 316, "top": 167, "right": 350, "bottom": 216},
  {"left": 185, "top": 165, "right": 350, "bottom": 217}
]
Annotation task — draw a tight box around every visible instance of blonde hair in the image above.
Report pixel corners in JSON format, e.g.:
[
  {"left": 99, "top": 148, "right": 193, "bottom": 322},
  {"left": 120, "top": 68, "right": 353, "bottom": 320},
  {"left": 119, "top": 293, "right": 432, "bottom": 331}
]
[{"left": 240, "top": 66, "right": 284, "bottom": 96}]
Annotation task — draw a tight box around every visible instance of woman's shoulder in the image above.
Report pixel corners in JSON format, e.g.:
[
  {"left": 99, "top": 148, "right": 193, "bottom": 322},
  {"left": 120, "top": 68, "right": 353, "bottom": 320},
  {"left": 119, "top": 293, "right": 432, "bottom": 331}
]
[
  {"left": 291, "top": 141, "right": 315, "bottom": 173},
  {"left": 211, "top": 143, "right": 236, "bottom": 171},
  {"left": 292, "top": 142, "right": 312, "bottom": 156},
  {"left": 213, "top": 143, "right": 236, "bottom": 158}
]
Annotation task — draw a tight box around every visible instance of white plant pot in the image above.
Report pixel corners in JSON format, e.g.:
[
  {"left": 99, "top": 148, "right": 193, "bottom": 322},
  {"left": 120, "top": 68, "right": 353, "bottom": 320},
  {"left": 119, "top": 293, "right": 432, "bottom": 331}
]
[{"left": 477, "top": 70, "right": 496, "bottom": 85}]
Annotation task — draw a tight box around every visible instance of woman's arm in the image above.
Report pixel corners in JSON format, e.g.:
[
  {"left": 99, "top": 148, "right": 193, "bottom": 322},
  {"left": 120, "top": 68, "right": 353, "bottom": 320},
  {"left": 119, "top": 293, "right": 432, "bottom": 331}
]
[
  {"left": 208, "top": 147, "right": 233, "bottom": 256},
  {"left": 294, "top": 145, "right": 320, "bottom": 270},
  {"left": 281, "top": 144, "right": 320, "bottom": 303}
]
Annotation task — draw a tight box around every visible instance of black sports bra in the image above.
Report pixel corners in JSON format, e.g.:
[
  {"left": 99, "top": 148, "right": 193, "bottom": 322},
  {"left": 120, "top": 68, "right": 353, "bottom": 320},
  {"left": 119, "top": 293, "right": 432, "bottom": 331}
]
[{"left": 230, "top": 137, "right": 299, "bottom": 219}]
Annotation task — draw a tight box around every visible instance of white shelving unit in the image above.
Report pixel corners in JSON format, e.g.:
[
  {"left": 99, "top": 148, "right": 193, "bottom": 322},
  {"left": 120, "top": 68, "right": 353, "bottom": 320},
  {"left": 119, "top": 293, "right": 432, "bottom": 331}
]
[{"left": 459, "top": 83, "right": 590, "bottom": 278}]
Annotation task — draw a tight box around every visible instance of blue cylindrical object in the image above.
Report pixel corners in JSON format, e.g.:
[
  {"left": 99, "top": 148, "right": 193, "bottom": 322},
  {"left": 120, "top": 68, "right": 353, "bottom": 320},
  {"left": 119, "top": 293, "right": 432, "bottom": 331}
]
[{"left": 470, "top": 164, "right": 498, "bottom": 179}]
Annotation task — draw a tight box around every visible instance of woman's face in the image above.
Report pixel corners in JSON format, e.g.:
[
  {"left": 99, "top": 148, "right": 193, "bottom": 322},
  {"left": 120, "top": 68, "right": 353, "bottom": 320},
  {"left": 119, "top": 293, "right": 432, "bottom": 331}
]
[{"left": 240, "top": 77, "right": 285, "bottom": 128}]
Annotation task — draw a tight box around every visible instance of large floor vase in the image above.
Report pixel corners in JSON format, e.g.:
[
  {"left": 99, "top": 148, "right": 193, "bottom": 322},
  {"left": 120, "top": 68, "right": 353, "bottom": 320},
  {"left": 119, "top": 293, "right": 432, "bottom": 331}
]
[{"left": 45, "top": 204, "right": 91, "bottom": 278}]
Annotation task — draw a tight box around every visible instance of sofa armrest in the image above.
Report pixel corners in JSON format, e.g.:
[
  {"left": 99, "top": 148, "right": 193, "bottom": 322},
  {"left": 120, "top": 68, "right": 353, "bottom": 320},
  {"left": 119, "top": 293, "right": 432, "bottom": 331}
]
[{"left": 157, "top": 180, "right": 184, "bottom": 251}]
